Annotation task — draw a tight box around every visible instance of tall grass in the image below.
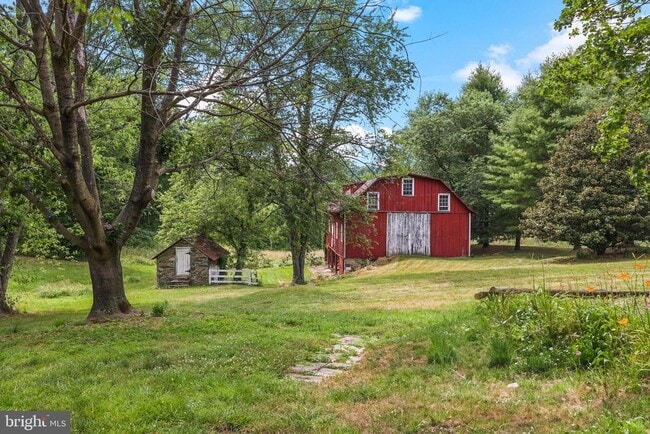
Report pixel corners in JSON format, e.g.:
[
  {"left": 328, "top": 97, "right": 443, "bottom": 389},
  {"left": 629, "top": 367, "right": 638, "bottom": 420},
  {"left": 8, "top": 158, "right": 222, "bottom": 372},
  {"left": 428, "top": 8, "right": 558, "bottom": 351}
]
[{"left": 476, "top": 262, "right": 650, "bottom": 376}]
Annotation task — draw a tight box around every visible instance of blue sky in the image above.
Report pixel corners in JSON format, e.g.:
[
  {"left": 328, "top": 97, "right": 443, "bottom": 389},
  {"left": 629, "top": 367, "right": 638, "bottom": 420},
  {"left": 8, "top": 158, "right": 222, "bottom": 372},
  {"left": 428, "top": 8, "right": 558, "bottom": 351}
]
[{"left": 375, "top": 0, "right": 585, "bottom": 131}]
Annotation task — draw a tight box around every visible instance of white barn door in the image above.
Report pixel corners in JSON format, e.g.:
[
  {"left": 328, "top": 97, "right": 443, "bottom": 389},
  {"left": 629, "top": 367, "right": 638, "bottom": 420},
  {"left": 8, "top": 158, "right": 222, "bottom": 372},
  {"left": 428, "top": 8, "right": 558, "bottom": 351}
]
[
  {"left": 175, "top": 247, "right": 191, "bottom": 275},
  {"left": 386, "top": 213, "right": 431, "bottom": 256}
]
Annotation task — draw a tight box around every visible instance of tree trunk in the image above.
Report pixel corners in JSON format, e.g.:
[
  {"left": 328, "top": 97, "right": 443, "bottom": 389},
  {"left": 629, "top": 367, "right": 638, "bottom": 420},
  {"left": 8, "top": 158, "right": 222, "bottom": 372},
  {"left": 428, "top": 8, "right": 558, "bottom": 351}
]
[
  {"left": 514, "top": 233, "right": 521, "bottom": 251},
  {"left": 291, "top": 245, "right": 306, "bottom": 284},
  {"left": 0, "top": 227, "right": 21, "bottom": 315},
  {"left": 86, "top": 246, "right": 136, "bottom": 322},
  {"left": 289, "top": 229, "right": 307, "bottom": 285}
]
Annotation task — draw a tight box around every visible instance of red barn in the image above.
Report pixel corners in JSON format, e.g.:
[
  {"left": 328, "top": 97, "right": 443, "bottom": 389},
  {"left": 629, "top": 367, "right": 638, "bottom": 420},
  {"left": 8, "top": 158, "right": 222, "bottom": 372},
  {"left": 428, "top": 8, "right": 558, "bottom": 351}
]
[{"left": 326, "top": 174, "right": 474, "bottom": 273}]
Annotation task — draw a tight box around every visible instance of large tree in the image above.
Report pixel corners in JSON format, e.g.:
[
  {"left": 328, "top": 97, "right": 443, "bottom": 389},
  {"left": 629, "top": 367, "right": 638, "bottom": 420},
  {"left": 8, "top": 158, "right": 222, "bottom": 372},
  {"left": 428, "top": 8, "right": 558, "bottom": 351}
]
[
  {"left": 554, "top": 0, "right": 650, "bottom": 189},
  {"left": 158, "top": 168, "right": 277, "bottom": 270},
  {"left": 397, "top": 66, "right": 508, "bottom": 246},
  {"left": 484, "top": 66, "right": 602, "bottom": 250},
  {"left": 0, "top": 188, "right": 23, "bottom": 315},
  {"left": 0, "top": 0, "right": 390, "bottom": 320},
  {"left": 203, "top": 5, "right": 414, "bottom": 284},
  {"left": 522, "top": 112, "right": 650, "bottom": 254}
]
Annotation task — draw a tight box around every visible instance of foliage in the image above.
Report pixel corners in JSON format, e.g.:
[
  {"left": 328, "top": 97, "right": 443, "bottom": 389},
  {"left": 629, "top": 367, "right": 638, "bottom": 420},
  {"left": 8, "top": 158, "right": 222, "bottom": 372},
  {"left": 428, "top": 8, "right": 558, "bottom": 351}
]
[
  {"left": 157, "top": 162, "right": 280, "bottom": 269},
  {"left": 1, "top": 0, "right": 420, "bottom": 319},
  {"left": 396, "top": 66, "right": 509, "bottom": 244},
  {"left": 198, "top": 4, "right": 415, "bottom": 284},
  {"left": 151, "top": 300, "right": 169, "bottom": 317},
  {"left": 484, "top": 69, "right": 601, "bottom": 247},
  {"left": 552, "top": 0, "right": 650, "bottom": 190},
  {"left": 19, "top": 212, "right": 81, "bottom": 260},
  {"left": 522, "top": 112, "right": 650, "bottom": 254},
  {"left": 477, "top": 283, "right": 648, "bottom": 374}
]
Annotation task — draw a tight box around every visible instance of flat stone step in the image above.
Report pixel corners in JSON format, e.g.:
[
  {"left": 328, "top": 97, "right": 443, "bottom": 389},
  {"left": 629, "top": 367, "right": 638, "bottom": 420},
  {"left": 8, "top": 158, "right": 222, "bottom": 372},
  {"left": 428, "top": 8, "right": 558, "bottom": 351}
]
[{"left": 287, "top": 335, "right": 365, "bottom": 383}]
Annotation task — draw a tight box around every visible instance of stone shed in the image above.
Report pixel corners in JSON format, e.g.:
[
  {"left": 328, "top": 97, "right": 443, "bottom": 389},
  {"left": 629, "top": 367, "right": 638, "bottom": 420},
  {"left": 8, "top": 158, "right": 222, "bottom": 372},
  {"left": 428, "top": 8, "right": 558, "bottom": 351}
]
[{"left": 153, "top": 235, "right": 229, "bottom": 287}]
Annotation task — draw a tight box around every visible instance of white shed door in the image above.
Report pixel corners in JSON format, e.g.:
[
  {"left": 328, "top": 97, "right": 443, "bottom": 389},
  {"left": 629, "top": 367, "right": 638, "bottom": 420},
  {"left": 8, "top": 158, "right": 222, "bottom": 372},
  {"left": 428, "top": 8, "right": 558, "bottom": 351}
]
[
  {"left": 175, "top": 247, "right": 191, "bottom": 275},
  {"left": 386, "top": 213, "right": 430, "bottom": 256}
]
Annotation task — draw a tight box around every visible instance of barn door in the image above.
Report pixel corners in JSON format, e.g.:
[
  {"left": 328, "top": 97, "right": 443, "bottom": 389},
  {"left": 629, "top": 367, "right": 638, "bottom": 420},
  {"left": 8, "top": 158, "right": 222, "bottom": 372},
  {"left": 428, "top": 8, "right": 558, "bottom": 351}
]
[
  {"left": 175, "top": 247, "right": 191, "bottom": 275},
  {"left": 386, "top": 213, "right": 431, "bottom": 256}
]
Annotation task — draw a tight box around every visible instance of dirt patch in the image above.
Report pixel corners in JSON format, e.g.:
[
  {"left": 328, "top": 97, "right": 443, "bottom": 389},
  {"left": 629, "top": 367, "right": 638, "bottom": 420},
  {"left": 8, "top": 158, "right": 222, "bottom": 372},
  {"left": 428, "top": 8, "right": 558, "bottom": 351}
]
[{"left": 309, "top": 265, "right": 336, "bottom": 280}]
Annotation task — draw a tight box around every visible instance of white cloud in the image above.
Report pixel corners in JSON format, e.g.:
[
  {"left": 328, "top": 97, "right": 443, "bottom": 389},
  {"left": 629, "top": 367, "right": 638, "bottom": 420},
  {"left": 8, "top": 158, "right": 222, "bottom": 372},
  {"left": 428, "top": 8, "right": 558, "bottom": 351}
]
[
  {"left": 516, "top": 25, "right": 585, "bottom": 69},
  {"left": 452, "top": 23, "right": 585, "bottom": 92},
  {"left": 344, "top": 124, "right": 371, "bottom": 139},
  {"left": 453, "top": 44, "right": 523, "bottom": 91},
  {"left": 488, "top": 44, "right": 512, "bottom": 61},
  {"left": 379, "top": 126, "right": 393, "bottom": 136},
  {"left": 393, "top": 6, "right": 422, "bottom": 23}
]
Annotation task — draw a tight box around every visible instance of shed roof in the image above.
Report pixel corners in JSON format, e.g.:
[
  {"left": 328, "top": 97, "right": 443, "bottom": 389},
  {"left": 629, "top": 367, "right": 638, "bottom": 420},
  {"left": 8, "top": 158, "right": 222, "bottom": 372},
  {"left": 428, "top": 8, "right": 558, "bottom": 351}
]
[{"left": 152, "top": 235, "right": 229, "bottom": 260}]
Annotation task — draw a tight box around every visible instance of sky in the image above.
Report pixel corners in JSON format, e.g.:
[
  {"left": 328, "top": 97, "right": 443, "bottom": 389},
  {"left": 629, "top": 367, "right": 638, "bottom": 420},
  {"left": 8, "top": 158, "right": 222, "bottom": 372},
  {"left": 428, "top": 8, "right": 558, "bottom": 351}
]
[{"left": 375, "top": 0, "right": 586, "bottom": 132}]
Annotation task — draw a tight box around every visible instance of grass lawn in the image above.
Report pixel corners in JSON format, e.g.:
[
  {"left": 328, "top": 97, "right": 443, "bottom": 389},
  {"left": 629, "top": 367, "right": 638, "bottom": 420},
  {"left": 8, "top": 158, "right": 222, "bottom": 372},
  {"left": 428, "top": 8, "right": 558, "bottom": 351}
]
[{"left": 1, "top": 245, "right": 649, "bottom": 433}]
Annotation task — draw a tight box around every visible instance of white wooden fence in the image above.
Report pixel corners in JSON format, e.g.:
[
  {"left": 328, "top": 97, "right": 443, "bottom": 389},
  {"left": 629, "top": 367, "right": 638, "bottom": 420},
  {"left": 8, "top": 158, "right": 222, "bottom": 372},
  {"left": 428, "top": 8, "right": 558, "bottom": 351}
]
[{"left": 209, "top": 268, "right": 258, "bottom": 285}]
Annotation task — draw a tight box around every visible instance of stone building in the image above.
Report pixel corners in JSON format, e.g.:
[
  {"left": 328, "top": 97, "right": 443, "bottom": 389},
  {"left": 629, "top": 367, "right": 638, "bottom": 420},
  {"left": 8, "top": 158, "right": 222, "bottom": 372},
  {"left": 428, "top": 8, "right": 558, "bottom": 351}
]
[{"left": 153, "top": 235, "right": 229, "bottom": 287}]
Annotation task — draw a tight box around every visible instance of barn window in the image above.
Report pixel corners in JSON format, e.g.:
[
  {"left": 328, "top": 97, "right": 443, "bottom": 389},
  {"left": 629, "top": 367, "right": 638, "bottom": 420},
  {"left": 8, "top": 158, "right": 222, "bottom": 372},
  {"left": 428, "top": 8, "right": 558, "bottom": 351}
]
[
  {"left": 367, "top": 192, "right": 379, "bottom": 211},
  {"left": 402, "top": 177, "right": 414, "bottom": 196},
  {"left": 438, "top": 193, "right": 450, "bottom": 212}
]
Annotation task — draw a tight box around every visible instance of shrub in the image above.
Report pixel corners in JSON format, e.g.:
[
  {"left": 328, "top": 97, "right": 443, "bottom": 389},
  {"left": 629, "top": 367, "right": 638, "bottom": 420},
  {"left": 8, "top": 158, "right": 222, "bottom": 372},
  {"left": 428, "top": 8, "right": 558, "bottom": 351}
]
[
  {"left": 476, "top": 284, "right": 645, "bottom": 374},
  {"left": 151, "top": 301, "right": 169, "bottom": 317}
]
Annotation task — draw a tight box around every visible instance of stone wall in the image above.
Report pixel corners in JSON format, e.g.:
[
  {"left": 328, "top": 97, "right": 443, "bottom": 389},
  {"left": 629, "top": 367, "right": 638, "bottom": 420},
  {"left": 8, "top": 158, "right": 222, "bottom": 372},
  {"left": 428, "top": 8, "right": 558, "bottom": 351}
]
[{"left": 156, "top": 239, "right": 216, "bottom": 287}]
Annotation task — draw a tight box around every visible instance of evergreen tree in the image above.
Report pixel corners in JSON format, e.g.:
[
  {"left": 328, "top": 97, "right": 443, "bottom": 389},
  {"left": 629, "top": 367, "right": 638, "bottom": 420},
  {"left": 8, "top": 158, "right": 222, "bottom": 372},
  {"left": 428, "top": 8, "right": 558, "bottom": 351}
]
[
  {"left": 397, "top": 67, "right": 508, "bottom": 246},
  {"left": 484, "top": 67, "right": 601, "bottom": 250},
  {"left": 522, "top": 112, "right": 650, "bottom": 254}
]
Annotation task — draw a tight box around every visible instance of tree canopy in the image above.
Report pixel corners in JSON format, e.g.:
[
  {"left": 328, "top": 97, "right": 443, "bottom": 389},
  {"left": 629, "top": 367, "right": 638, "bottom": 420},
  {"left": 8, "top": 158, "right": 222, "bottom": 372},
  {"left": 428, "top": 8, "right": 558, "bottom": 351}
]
[
  {"left": 0, "top": 0, "right": 412, "bottom": 319},
  {"left": 522, "top": 111, "right": 650, "bottom": 254},
  {"left": 553, "top": 0, "right": 650, "bottom": 190}
]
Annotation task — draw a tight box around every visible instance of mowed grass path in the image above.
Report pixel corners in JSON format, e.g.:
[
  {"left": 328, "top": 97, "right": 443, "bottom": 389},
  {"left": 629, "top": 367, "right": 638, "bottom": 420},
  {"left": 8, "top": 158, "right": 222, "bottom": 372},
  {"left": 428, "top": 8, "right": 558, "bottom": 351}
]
[{"left": 0, "top": 246, "right": 648, "bottom": 433}]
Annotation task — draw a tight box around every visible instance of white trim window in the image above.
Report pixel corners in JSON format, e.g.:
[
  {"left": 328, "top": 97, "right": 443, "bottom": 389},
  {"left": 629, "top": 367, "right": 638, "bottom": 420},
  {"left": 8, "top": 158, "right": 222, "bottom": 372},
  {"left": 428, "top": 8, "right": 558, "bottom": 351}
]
[
  {"left": 438, "top": 193, "right": 450, "bottom": 212},
  {"left": 402, "top": 177, "right": 414, "bottom": 196},
  {"left": 367, "top": 192, "right": 379, "bottom": 211}
]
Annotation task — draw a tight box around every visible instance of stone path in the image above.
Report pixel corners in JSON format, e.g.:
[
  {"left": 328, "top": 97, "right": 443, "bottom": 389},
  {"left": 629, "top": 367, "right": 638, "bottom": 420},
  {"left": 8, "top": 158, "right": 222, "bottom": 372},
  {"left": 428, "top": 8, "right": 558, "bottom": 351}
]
[{"left": 287, "top": 335, "right": 364, "bottom": 383}]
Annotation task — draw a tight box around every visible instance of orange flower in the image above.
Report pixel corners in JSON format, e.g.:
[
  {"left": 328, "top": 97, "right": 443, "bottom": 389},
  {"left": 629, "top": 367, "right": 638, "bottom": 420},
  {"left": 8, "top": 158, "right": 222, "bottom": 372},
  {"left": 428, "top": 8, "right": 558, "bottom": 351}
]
[
  {"left": 646, "top": 279, "right": 650, "bottom": 287},
  {"left": 618, "top": 317, "right": 629, "bottom": 326},
  {"left": 586, "top": 286, "right": 595, "bottom": 293},
  {"left": 619, "top": 272, "right": 630, "bottom": 281},
  {"left": 635, "top": 263, "right": 645, "bottom": 270}
]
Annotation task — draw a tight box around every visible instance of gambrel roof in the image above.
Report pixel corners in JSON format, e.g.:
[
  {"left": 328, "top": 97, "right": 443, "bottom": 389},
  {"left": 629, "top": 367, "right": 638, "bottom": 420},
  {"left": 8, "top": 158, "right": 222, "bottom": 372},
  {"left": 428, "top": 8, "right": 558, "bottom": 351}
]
[{"left": 334, "top": 173, "right": 475, "bottom": 214}]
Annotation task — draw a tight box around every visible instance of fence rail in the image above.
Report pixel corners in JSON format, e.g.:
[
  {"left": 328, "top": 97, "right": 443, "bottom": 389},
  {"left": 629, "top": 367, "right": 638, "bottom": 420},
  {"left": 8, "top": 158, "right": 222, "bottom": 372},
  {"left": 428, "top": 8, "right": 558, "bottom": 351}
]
[{"left": 209, "top": 268, "right": 258, "bottom": 285}]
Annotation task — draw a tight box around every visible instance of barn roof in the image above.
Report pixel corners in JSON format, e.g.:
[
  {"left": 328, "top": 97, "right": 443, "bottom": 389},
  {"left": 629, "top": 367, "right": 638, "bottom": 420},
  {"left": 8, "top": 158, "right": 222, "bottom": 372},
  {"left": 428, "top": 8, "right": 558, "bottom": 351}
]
[
  {"left": 152, "top": 235, "right": 229, "bottom": 260},
  {"left": 332, "top": 173, "right": 476, "bottom": 214}
]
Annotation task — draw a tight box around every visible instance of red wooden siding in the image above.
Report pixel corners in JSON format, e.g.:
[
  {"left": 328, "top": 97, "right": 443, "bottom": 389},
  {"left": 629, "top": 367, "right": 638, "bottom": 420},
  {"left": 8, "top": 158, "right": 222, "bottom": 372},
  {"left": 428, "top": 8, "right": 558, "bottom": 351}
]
[
  {"left": 345, "top": 213, "right": 387, "bottom": 258},
  {"left": 362, "top": 177, "right": 468, "bottom": 213},
  {"left": 327, "top": 175, "right": 473, "bottom": 273},
  {"left": 430, "top": 212, "right": 470, "bottom": 257}
]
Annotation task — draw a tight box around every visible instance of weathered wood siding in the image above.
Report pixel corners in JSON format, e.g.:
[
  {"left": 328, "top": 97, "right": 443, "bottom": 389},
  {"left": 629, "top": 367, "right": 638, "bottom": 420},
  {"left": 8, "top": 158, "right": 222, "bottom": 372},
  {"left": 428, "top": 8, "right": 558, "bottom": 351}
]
[
  {"left": 326, "top": 213, "right": 346, "bottom": 273},
  {"left": 331, "top": 175, "right": 472, "bottom": 263},
  {"left": 386, "top": 212, "right": 431, "bottom": 256}
]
